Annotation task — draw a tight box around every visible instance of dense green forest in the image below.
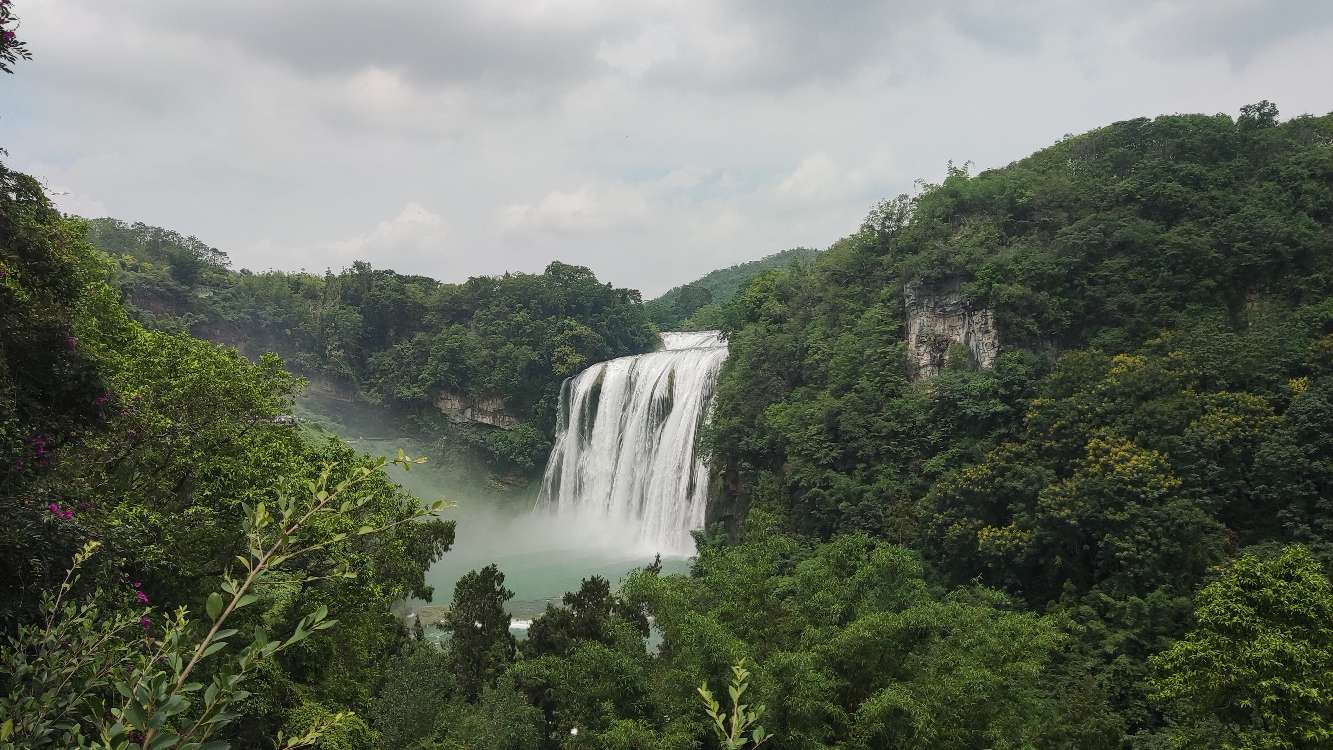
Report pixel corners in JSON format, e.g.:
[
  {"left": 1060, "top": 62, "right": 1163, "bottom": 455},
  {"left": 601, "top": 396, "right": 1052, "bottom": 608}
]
[
  {"left": 643, "top": 248, "right": 820, "bottom": 330},
  {"left": 88, "top": 219, "right": 658, "bottom": 481},
  {"left": 700, "top": 102, "right": 1333, "bottom": 746}
]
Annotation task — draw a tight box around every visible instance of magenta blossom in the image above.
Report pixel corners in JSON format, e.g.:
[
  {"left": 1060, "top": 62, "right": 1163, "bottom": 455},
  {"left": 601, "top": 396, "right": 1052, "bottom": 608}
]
[
  {"left": 47, "top": 502, "right": 74, "bottom": 520},
  {"left": 140, "top": 616, "right": 152, "bottom": 630},
  {"left": 135, "top": 590, "right": 150, "bottom": 604},
  {"left": 1, "top": 31, "right": 14, "bottom": 44}
]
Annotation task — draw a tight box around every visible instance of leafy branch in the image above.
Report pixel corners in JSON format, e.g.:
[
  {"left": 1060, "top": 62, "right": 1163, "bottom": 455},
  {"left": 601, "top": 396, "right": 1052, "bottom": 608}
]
[
  {"left": 0, "top": 452, "right": 448, "bottom": 750},
  {"left": 697, "top": 659, "right": 771, "bottom": 750}
]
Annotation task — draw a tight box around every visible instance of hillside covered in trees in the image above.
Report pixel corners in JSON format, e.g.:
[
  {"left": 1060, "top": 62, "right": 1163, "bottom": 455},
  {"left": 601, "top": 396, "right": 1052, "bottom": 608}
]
[
  {"left": 643, "top": 247, "right": 820, "bottom": 330},
  {"left": 89, "top": 220, "right": 658, "bottom": 482},
  {"left": 0, "top": 161, "right": 456, "bottom": 747},
  {"left": 701, "top": 102, "right": 1333, "bottom": 746}
]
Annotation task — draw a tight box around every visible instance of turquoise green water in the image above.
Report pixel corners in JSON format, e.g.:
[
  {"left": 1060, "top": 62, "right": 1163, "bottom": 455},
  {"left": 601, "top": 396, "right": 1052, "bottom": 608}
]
[
  {"left": 298, "top": 402, "right": 690, "bottom": 626},
  {"left": 380, "top": 449, "right": 687, "bottom": 621}
]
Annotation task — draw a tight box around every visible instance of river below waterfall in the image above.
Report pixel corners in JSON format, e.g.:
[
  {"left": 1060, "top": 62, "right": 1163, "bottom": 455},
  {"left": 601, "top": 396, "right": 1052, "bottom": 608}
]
[
  {"left": 296, "top": 330, "right": 725, "bottom": 635},
  {"left": 317, "top": 433, "right": 685, "bottom": 635}
]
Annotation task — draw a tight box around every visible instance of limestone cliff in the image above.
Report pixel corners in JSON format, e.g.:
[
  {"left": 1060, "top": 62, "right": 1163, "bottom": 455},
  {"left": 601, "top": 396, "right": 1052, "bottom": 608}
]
[
  {"left": 435, "top": 391, "right": 520, "bottom": 430},
  {"left": 904, "top": 277, "right": 999, "bottom": 378}
]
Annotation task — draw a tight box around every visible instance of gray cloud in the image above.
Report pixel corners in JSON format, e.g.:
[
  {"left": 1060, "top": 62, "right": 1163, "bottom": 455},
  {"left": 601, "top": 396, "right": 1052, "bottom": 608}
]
[
  {"left": 5, "top": 0, "right": 1332, "bottom": 296},
  {"left": 1139, "top": 0, "right": 1333, "bottom": 67},
  {"left": 100, "top": 1, "right": 623, "bottom": 91}
]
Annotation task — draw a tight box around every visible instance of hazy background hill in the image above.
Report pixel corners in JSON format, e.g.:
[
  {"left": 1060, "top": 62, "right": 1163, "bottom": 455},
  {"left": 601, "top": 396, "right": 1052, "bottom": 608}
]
[{"left": 642, "top": 247, "right": 820, "bottom": 330}]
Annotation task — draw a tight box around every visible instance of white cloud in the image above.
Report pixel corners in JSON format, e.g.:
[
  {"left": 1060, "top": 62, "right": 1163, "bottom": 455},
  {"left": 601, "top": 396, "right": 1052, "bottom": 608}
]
[
  {"left": 776, "top": 155, "right": 840, "bottom": 200},
  {"left": 776, "top": 150, "right": 895, "bottom": 205},
  {"left": 597, "top": 24, "right": 680, "bottom": 77},
  {"left": 501, "top": 184, "right": 650, "bottom": 234},
  {"left": 245, "top": 202, "right": 448, "bottom": 274},
  {"left": 330, "top": 202, "right": 447, "bottom": 260},
  {"left": 51, "top": 188, "right": 110, "bottom": 220}
]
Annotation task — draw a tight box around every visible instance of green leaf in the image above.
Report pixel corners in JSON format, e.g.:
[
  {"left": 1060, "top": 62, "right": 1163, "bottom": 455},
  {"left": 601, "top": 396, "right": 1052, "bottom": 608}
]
[
  {"left": 124, "top": 702, "right": 148, "bottom": 728},
  {"left": 161, "top": 695, "right": 190, "bottom": 717},
  {"left": 206, "top": 591, "right": 224, "bottom": 621}
]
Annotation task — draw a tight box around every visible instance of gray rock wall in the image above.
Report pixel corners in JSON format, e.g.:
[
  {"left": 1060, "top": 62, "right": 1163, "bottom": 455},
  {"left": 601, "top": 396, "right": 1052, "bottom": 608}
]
[
  {"left": 435, "top": 391, "right": 520, "bottom": 430},
  {"left": 904, "top": 277, "right": 999, "bottom": 378}
]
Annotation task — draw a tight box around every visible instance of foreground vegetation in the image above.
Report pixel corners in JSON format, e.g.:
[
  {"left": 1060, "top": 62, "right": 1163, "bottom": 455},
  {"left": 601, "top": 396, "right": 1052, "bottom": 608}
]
[{"left": 0, "top": 161, "right": 453, "bottom": 747}]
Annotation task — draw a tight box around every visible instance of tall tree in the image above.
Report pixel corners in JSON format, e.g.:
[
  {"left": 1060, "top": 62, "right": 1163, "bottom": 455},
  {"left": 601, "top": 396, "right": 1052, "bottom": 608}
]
[
  {"left": 1150, "top": 546, "right": 1333, "bottom": 748},
  {"left": 446, "top": 564, "right": 516, "bottom": 702}
]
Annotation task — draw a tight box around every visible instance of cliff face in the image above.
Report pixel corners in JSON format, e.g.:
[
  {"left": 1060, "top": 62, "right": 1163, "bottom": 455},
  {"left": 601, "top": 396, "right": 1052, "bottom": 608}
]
[
  {"left": 904, "top": 277, "right": 999, "bottom": 378},
  {"left": 435, "top": 391, "right": 520, "bottom": 430}
]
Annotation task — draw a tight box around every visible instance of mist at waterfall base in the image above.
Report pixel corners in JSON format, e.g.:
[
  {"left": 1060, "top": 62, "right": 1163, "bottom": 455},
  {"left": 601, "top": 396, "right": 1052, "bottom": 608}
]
[
  {"left": 328, "top": 438, "right": 683, "bottom": 630},
  {"left": 301, "top": 331, "right": 726, "bottom": 630}
]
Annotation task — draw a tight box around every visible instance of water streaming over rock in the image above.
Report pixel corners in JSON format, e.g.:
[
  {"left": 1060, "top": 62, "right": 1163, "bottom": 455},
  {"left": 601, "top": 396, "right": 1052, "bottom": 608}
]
[{"left": 536, "top": 331, "right": 729, "bottom": 556}]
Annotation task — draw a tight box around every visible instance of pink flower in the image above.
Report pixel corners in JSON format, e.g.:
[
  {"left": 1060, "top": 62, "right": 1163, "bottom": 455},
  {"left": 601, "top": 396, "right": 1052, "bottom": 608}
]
[
  {"left": 48, "top": 502, "right": 60, "bottom": 514},
  {"left": 135, "top": 590, "right": 150, "bottom": 604},
  {"left": 140, "top": 616, "right": 152, "bottom": 630},
  {"left": 1, "top": 31, "right": 14, "bottom": 44}
]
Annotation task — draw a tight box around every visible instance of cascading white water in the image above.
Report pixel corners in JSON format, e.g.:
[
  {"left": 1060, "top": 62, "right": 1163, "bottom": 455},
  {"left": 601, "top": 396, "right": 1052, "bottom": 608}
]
[{"left": 536, "top": 331, "right": 729, "bottom": 557}]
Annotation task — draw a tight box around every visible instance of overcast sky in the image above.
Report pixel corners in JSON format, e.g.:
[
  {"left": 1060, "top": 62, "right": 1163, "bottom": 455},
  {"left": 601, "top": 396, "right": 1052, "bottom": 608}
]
[{"left": 3, "top": 1, "right": 1332, "bottom": 296}]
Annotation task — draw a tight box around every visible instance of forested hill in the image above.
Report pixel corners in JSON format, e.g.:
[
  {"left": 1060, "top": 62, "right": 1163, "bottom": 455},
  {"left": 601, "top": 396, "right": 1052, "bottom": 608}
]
[
  {"left": 643, "top": 246, "right": 819, "bottom": 329},
  {"left": 704, "top": 102, "right": 1333, "bottom": 744},
  {"left": 87, "top": 219, "right": 658, "bottom": 480}
]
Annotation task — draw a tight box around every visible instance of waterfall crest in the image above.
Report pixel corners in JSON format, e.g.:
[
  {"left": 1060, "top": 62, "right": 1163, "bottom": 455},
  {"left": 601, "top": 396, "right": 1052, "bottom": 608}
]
[{"left": 536, "top": 331, "right": 729, "bottom": 556}]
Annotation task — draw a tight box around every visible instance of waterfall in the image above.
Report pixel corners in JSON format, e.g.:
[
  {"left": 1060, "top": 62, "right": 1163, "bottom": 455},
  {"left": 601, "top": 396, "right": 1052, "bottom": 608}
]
[{"left": 536, "top": 331, "right": 729, "bottom": 557}]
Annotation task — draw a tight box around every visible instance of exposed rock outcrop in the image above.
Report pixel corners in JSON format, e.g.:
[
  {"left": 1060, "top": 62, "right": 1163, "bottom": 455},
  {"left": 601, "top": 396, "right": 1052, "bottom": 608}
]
[
  {"left": 904, "top": 277, "right": 999, "bottom": 378},
  {"left": 304, "top": 374, "right": 358, "bottom": 403},
  {"left": 435, "top": 391, "right": 520, "bottom": 430}
]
